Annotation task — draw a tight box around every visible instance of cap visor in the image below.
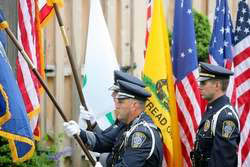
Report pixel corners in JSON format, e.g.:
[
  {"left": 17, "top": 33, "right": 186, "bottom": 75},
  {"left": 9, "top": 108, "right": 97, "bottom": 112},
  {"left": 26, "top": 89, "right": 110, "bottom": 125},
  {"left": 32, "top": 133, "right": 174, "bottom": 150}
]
[
  {"left": 115, "top": 92, "right": 135, "bottom": 99},
  {"left": 198, "top": 77, "right": 211, "bottom": 82},
  {"left": 108, "top": 85, "right": 119, "bottom": 91}
]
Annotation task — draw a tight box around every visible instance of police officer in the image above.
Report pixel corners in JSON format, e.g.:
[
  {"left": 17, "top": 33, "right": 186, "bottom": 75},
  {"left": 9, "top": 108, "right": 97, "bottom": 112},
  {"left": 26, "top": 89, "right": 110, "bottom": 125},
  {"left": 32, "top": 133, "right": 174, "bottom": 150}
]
[
  {"left": 109, "top": 80, "right": 163, "bottom": 167},
  {"left": 79, "top": 70, "right": 145, "bottom": 152},
  {"left": 79, "top": 70, "right": 147, "bottom": 166},
  {"left": 191, "top": 62, "right": 240, "bottom": 167},
  {"left": 64, "top": 71, "right": 148, "bottom": 166}
]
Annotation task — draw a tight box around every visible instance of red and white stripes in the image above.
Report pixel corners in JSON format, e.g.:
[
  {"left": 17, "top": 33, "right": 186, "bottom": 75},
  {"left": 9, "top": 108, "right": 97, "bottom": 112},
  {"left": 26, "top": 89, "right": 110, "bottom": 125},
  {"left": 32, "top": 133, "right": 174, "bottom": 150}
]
[
  {"left": 175, "top": 69, "right": 203, "bottom": 166},
  {"left": 234, "top": 35, "right": 250, "bottom": 167},
  {"left": 17, "top": 0, "right": 43, "bottom": 140},
  {"left": 144, "top": 0, "right": 152, "bottom": 57}
]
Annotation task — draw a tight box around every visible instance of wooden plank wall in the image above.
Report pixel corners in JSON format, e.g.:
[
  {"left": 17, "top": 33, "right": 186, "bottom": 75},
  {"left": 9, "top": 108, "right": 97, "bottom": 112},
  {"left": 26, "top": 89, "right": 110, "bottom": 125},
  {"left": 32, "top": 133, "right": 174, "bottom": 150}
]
[{"left": 0, "top": 1, "right": 18, "bottom": 72}]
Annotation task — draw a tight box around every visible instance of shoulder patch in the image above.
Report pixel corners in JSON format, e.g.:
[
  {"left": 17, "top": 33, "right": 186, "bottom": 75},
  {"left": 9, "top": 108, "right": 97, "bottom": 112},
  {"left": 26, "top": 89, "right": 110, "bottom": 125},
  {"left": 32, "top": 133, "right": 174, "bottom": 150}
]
[
  {"left": 222, "top": 120, "right": 235, "bottom": 138},
  {"left": 131, "top": 132, "right": 147, "bottom": 148}
]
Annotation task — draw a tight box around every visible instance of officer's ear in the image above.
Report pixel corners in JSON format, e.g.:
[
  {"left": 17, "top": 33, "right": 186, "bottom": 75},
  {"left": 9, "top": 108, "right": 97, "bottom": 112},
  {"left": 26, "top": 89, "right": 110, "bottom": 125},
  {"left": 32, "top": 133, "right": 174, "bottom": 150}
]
[
  {"left": 214, "top": 79, "right": 222, "bottom": 90},
  {"left": 130, "top": 99, "right": 140, "bottom": 111},
  {"left": 131, "top": 99, "right": 137, "bottom": 108}
]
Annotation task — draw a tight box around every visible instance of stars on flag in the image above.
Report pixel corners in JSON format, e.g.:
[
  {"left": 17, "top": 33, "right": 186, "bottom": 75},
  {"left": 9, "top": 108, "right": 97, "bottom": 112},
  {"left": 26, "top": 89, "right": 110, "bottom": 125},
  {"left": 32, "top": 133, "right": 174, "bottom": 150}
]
[
  {"left": 209, "top": 0, "right": 234, "bottom": 65},
  {"left": 234, "top": 0, "right": 249, "bottom": 44},
  {"left": 187, "top": 9, "right": 192, "bottom": 14},
  {"left": 188, "top": 48, "right": 193, "bottom": 53}
]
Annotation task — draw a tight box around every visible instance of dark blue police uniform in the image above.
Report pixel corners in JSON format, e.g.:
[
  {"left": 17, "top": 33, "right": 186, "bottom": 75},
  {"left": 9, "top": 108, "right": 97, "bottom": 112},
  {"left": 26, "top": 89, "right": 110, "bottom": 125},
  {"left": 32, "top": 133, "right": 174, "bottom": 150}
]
[
  {"left": 79, "top": 75, "right": 163, "bottom": 167},
  {"left": 191, "top": 95, "right": 240, "bottom": 167},
  {"left": 191, "top": 63, "right": 240, "bottom": 167},
  {"left": 108, "top": 80, "right": 163, "bottom": 167},
  {"left": 110, "top": 112, "right": 163, "bottom": 167},
  {"left": 93, "top": 121, "right": 126, "bottom": 152},
  {"left": 79, "top": 120, "right": 126, "bottom": 167}
]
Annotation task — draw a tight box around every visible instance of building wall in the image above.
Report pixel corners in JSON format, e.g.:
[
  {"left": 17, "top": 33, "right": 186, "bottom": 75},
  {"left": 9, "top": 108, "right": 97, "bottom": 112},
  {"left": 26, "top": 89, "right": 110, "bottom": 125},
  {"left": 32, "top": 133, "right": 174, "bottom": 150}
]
[
  {"left": 0, "top": 1, "right": 18, "bottom": 72},
  {"left": 42, "top": 0, "right": 238, "bottom": 166}
]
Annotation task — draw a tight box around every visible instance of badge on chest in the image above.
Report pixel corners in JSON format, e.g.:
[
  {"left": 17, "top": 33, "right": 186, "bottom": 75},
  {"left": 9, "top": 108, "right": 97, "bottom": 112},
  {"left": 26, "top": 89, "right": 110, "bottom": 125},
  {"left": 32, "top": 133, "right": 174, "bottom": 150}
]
[{"left": 203, "top": 120, "right": 210, "bottom": 132}]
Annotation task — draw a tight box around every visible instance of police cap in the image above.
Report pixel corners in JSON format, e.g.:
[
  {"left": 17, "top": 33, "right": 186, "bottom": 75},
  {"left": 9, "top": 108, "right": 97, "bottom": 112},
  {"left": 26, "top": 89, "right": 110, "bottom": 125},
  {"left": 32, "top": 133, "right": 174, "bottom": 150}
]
[
  {"left": 116, "top": 80, "right": 151, "bottom": 101},
  {"left": 109, "top": 70, "right": 146, "bottom": 91},
  {"left": 199, "top": 62, "right": 234, "bottom": 82}
]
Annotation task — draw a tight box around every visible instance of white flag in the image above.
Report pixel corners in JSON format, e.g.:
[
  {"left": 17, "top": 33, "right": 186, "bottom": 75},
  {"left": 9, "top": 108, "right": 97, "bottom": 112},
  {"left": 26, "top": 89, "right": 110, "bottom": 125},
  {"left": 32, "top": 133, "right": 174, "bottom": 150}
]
[{"left": 82, "top": 0, "right": 119, "bottom": 130}]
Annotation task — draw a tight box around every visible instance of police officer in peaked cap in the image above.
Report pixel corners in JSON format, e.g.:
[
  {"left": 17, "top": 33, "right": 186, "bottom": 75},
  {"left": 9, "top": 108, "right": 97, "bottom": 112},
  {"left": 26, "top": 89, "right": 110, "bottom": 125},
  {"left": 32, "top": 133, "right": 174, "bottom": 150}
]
[
  {"left": 191, "top": 62, "right": 240, "bottom": 167},
  {"left": 109, "top": 80, "right": 163, "bottom": 167},
  {"left": 63, "top": 71, "right": 149, "bottom": 167}
]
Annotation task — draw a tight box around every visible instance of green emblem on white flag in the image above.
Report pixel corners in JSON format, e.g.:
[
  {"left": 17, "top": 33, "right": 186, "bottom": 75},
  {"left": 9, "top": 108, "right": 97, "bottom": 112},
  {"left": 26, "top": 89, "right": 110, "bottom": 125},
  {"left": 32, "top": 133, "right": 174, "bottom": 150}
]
[{"left": 82, "top": 0, "right": 119, "bottom": 130}]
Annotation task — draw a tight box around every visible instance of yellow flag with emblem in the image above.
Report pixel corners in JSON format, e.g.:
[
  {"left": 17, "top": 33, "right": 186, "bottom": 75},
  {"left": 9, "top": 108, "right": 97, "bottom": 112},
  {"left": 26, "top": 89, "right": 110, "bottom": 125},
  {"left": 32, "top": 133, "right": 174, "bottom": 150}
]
[{"left": 142, "top": 0, "right": 183, "bottom": 166}]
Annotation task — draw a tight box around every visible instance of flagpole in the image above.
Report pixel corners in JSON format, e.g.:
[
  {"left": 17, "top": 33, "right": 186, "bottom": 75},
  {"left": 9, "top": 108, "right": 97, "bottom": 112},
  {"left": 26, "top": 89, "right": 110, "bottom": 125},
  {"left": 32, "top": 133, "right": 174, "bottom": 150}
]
[
  {"left": 52, "top": 4, "right": 93, "bottom": 129},
  {"left": 1, "top": 24, "right": 96, "bottom": 166}
]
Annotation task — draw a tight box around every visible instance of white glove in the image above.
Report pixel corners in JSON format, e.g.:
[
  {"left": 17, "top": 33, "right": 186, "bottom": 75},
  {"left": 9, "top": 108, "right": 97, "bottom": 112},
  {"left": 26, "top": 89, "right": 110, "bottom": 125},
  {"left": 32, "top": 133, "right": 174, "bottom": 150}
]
[
  {"left": 63, "top": 120, "right": 80, "bottom": 137},
  {"left": 79, "top": 105, "right": 96, "bottom": 126},
  {"left": 95, "top": 162, "right": 103, "bottom": 167}
]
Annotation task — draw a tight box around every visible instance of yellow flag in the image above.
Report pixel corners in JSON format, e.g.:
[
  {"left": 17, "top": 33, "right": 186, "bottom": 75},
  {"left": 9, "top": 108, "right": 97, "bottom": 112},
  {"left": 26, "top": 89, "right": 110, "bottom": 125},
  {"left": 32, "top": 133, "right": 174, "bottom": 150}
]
[
  {"left": 143, "top": 0, "right": 183, "bottom": 166},
  {"left": 47, "top": 0, "right": 64, "bottom": 7}
]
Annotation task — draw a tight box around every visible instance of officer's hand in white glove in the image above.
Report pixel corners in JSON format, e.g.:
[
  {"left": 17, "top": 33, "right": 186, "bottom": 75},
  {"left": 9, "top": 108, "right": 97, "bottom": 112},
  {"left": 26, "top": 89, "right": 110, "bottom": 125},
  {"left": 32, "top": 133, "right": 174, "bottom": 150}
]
[
  {"left": 79, "top": 105, "right": 96, "bottom": 126},
  {"left": 63, "top": 120, "right": 80, "bottom": 137},
  {"left": 95, "top": 162, "right": 103, "bottom": 167}
]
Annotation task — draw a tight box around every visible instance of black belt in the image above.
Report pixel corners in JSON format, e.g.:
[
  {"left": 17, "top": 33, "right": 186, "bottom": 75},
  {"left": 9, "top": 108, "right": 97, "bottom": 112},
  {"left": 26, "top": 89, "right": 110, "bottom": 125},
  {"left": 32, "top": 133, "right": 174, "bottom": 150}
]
[{"left": 190, "top": 150, "right": 210, "bottom": 167}]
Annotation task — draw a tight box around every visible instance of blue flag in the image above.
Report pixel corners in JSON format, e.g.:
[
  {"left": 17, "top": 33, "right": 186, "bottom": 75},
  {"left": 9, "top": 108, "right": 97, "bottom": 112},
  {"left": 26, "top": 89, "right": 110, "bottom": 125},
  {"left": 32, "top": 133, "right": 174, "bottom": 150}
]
[
  {"left": 0, "top": 10, "right": 7, "bottom": 50},
  {"left": 172, "top": 0, "right": 198, "bottom": 81},
  {"left": 0, "top": 11, "right": 34, "bottom": 162},
  {"left": 172, "top": 0, "right": 202, "bottom": 166}
]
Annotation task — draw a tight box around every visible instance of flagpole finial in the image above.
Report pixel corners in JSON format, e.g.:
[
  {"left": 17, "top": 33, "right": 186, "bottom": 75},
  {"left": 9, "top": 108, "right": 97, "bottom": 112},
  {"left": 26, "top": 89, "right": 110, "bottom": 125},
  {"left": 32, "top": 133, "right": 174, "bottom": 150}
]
[{"left": 0, "top": 11, "right": 8, "bottom": 29}]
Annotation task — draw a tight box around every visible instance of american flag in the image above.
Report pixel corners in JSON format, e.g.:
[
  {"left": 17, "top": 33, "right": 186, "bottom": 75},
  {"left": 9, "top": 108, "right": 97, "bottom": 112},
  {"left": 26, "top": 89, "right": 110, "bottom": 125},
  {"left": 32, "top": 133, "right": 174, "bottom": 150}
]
[
  {"left": 39, "top": 0, "right": 54, "bottom": 27},
  {"left": 233, "top": 0, "right": 250, "bottom": 166},
  {"left": 172, "top": 0, "right": 203, "bottom": 166},
  {"left": 17, "top": 0, "right": 44, "bottom": 140},
  {"left": 144, "top": 0, "right": 152, "bottom": 57},
  {"left": 208, "top": 0, "right": 237, "bottom": 106},
  {"left": 38, "top": 0, "right": 64, "bottom": 28}
]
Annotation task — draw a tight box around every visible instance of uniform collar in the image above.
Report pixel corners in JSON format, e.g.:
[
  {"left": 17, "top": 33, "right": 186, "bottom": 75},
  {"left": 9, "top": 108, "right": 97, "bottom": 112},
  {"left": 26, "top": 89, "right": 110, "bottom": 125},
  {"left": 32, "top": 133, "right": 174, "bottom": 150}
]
[
  {"left": 131, "top": 112, "right": 143, "bottom": 126},
  {"left": 199, "top": 95, "right": 230, "bottom": 127},
  {"left": 127, "top": 112, "right": 154, "bottom": 129},
  {"left": 206, "top": 95, "right": 230, "bottom": 113},
  {"left": 127, "top": 112, "right": 145, "bottom": 129}
]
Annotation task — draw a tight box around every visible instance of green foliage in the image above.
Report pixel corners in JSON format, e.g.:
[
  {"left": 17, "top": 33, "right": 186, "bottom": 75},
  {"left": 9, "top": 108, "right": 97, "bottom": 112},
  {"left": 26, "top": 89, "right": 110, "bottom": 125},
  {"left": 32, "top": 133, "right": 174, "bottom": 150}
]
[
  {"left": 0, "top": 134, "right": 57, "bottom": 167},
  {"left": 193, "top": 10, "right": 211, "bottom": 62}
]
